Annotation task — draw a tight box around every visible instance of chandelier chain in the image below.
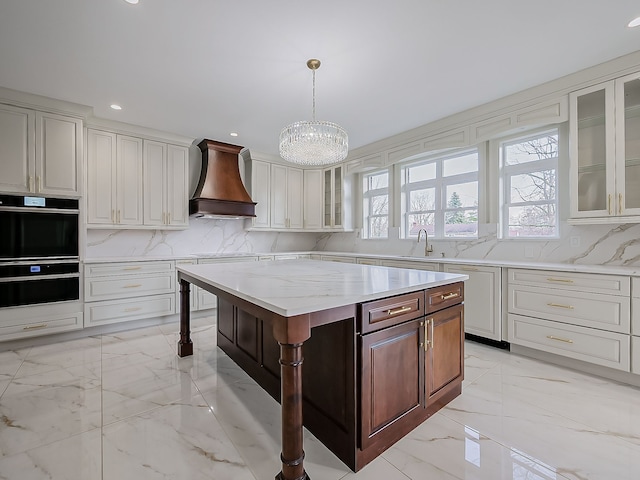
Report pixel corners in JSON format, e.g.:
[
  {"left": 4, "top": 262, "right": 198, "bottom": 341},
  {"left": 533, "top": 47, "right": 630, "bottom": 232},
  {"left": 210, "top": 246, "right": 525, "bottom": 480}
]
[{"left": 312, "top": 68, "right": 316, "bottom": 122}]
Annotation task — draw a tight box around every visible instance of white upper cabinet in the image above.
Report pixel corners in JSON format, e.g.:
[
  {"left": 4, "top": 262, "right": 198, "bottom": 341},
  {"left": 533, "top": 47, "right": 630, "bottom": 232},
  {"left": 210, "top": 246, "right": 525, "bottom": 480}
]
[
  {"left": 86, "top": 129, "right": 143, "bottom": 226},
  {"left": 87, "top": 128, "right": 188, "bottom": 229},
  {"left": 143, "top": 141, "right": 189, "bottom": 228},
  {"left": 569, "top": 72, "right": 640, "bottom": 223},
  {"left": 324, "top": 165, "right": 351, "bottom": 230},
  {"left": 303, "top": 169, "right": 323, "bottom": 229},
  {"left": 247, "top": 159, "right": 271, "bottom": 229},
  {"left": 0, "top": 105, "right": 81, "bottom": 197},
  {"left": 270, "top": 164, "right": 303, "bottom": 229}
]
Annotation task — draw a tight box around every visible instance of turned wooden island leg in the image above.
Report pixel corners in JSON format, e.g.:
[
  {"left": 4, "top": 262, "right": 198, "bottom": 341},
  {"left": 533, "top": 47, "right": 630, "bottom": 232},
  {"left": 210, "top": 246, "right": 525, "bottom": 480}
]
[
  {"left": 177, "top": 279, "right": 193, "bottom": 357},
  {"left": 277, "top": 341, "right": 310, "bottom": 480}
]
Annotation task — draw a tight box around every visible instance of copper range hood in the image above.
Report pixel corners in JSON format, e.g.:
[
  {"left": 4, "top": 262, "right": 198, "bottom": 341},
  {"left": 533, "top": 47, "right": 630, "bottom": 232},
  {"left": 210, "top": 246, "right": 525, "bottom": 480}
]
[{"left": 189, "top": 139, "right": 256, "bottom": 218}]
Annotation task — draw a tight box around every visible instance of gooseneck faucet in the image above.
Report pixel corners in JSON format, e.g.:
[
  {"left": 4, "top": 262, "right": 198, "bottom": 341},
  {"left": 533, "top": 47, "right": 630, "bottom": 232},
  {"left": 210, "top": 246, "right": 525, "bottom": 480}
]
[{"left": 417, "top": 228, "right": 434, "bottom": 256}]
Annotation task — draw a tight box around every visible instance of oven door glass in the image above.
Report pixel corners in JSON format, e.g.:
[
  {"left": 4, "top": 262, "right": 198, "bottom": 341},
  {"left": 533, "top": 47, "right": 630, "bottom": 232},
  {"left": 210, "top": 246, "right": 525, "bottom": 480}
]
[
  {"left": 0, "top": 211, "right": 79, "bottom": 259},
  {"left": 0, "top": 276, "right": 79, "bottom": 308}
]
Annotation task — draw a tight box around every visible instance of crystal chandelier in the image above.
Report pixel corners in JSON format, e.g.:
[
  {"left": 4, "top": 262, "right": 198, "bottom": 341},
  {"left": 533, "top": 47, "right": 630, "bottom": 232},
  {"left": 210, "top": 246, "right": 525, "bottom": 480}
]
[{"left": 279, "top": 59, "right": 348, "bottom": 166}]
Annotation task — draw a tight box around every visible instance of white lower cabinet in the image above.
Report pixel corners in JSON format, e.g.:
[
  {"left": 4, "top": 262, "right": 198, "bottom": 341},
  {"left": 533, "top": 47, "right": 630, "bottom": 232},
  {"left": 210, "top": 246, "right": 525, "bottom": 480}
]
[
  {"left": 443, "top": 264, "right": 502, "bottom": 341},
  {"left": 0, "top": 303, "right": 83, "bottom": 342},
  {"left": 84, "top": 260, "right": 176, "bottom": 327},
  {"left": 507, "top": 268, "right": 631, "bottom": 371}
]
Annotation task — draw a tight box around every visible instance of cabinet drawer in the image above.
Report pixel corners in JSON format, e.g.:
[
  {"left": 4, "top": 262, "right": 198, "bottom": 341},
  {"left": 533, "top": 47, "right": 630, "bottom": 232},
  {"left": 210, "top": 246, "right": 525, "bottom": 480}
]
[
  {"left": 380, "top": 260, "right": 440, "bottom": 272},
  {"left": 85, "top": 273, "right": 174, "bottom": 302},
  {"left": 425, "top": 282, "right": 464, "bottom": 314},
  {"left": 508, "top": 314, "right": 630, "bottom": 371},
  {"left": 508, "top": 268, "right": 630, "bottom": 296},
  {"left": 85, "top": 260, "right": 175, "bottom": 277},
  {"left": 508, "top": 284, "right": 630, "bottom": 333},
  {"left": 321, "top": 255, "right": 356, "bottom": 263},
  {"left": 0, "top": 312, "right": 82, "bottom": 341},
  {"left": 84, "top": 294, "right": 175, "bottom": 327},
  {"left": 359, "top": 291, "right": 424, "bottom": 334}
]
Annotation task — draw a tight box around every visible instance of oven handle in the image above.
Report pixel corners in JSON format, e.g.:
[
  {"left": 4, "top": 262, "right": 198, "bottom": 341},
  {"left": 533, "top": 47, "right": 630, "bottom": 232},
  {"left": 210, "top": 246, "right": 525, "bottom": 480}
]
[
  {"left": 0, "top": 273, "right": 80, "bottom": 283},
  {"left": 0, "top": 206, "right": 79, "bottom": 214}
]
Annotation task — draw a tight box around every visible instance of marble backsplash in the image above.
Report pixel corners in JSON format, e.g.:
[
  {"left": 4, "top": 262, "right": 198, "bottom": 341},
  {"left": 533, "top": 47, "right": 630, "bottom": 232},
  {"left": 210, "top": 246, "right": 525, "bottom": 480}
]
[
  {"left": 316, "top": 222, "right": 640, "bottom": 267},
  {"left": 86, "top": 219, "right": 640, "bottom": 267},
  {"left": 84, "top": 217, "right": 323, "bottom": 259}
]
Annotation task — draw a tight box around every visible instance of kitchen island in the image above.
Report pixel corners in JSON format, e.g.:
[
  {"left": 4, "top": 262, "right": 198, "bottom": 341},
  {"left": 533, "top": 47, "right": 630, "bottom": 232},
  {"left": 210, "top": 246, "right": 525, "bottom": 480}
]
[{"left": 176, "top": 259, "right": 467, "bottom": 480}]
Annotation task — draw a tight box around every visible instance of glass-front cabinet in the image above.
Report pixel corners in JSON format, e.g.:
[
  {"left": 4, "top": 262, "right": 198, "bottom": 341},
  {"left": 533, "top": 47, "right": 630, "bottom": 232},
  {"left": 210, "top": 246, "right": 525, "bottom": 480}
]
[
  {"left": 570, "top": 72, "right": 640, "bottom": 222},
  {"left": 323, "top": 165, "right": 343, "bottom": 229}
]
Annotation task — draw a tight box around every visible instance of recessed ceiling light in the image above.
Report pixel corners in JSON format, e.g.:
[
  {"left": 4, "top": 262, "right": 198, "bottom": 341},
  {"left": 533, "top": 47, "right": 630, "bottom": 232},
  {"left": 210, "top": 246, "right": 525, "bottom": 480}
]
[
  {"left": 230, "top": 132, "right": 239, "bottom": 137},
  {"left": 628, "top": 16, "right": 640, "bottom": 27},
  {"left": 124, "top": 0, "right": 139, "bottom": 4},
  {"left": 110, "top": 104, "right": 122, "bottom": 110}
]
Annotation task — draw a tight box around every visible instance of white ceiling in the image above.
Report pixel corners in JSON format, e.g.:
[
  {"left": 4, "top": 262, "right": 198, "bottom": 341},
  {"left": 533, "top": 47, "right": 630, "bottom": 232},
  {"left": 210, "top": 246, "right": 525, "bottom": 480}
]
[{"left": 1, "top": 1, "right": 639, "bottom": 158}]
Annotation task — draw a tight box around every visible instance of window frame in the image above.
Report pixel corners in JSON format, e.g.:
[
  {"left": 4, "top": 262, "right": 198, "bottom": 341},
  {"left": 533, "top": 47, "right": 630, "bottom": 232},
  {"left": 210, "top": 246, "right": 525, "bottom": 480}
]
[
  {"left": 400, "top": 148, "right": 479, "bottom": 239},
  {"left": 362, "top": 168, "right": 390, "bottom": 239},
  {"left": 498, "top": 128, "right": 560, "bottom": 239}
]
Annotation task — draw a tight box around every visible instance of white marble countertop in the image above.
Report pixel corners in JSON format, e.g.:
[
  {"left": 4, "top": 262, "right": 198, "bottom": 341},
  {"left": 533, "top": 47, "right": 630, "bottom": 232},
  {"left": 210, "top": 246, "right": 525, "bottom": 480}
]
[
  {"left": 176, "top": 259, "right": 468, "bottom": 317},
  {"left": 83, "top": 251, "right": 640, "bottom": 276}
]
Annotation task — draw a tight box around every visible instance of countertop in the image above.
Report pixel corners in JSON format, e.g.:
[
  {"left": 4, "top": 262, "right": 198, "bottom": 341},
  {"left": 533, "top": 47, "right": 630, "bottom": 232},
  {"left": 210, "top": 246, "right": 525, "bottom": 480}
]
[
  {"left": 176, "top": 259, "right": 468, "bottom": 317},
  {"left": 83, "top": 251, "right": 640, "bottom": 276}
]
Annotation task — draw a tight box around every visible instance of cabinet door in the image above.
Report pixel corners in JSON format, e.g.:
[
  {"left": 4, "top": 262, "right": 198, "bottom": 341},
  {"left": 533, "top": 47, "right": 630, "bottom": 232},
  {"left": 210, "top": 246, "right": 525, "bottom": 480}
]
[
  {"left": 116, "top": 135, "right": 143, "bottom": 225},
  {"left": 303, "top": 169, "right": 323, "bottom": 229},
  {"left": 0, "top": 104, "right": 34, "bottom": 194},
  {"left": 425, "top": 304, "right": 463, "bottom": 402},
  {"left": 250, "top": 160, "right": 271, "bottom": 228},
  {"left": 86, "top": 129, "right": 117, "bottom": 224},
  {"left": 270, "top": 164, "right": 287, "bottom": 228},
  {"left": 333, "top": 166, "right": 343, "bottom": 228},
  {"left": 166, "top": 145, "right": 189, "bottom": 226},
  {"left": 443, "top": 264, "right": 501, "bottom": 341},
  {"left": 35, "top": 112, "right": 81, "bottom": 196},
  {"left": 569, "top": 82, "right": 616, "bottom": 218},
  {"left": 143, "top": 140, "right": 166, "bottom": 226},
  {"left": 287, "top": 166, "right": 303, "bottom": 228},
  {"left": 615, "top": 74, "right": 640, "bottom": 216},
  {"left": 323, "top": 168, "right": 332, "bottom": 227},
  {"left": 360, "top": 319, "right": 424, "bottom": 449}
]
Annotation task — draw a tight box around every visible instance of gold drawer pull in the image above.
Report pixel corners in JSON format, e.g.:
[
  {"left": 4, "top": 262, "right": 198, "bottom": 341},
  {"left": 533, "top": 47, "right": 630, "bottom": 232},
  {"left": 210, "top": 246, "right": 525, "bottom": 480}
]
[
  {"left": 123, "top": 284, "right": 142, "bottom": 288},
  {"left": 124, "top": 266, "right": 142, "bottom": 271},
  {"left": 546, "top": 278, "right": 573, "bottom": 283},
  {"left": 460, "top": 267, "right": 479, "bottom": 272},
  {"left": 386, "top": 305, "right": 412, "bottom": 316},
  {"left": 441, "top": 292, "right": 459, "bottom": 300},
  {"left": 124, "top": 307, "right": 142, "bottom": 312},
  {"left": 23, "top": 323, "right": 47, "bottom": 331},
  {"left": 547, "top": 302, "right": 574, "bottom": 310},
  {"left": 547, "top": 335, "right": 573, "bottom": 344}
]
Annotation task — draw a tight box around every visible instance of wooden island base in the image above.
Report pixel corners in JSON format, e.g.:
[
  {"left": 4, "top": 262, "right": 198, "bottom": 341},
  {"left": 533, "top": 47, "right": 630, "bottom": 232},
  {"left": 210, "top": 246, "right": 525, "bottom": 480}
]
[{"left": 215, "top": 282, "right": 464, "bottom": 472}]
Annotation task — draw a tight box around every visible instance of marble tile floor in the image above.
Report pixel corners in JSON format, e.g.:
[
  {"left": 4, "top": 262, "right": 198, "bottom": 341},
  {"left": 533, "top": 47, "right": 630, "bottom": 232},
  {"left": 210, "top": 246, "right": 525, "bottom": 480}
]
[{"left": 0, "top": 316, "right": 639, "bottom": 479}]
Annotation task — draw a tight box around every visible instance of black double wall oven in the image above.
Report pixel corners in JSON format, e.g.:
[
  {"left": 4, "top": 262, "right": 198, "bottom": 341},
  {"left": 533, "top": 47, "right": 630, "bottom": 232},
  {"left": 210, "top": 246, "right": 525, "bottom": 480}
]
[{"left": 0, "top": 195, "right": 80, "bottom": 308}]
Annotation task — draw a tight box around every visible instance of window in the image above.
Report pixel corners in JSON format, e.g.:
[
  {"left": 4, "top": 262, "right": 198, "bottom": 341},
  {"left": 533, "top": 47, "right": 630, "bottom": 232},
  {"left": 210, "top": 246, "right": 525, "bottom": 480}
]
[
  {"left": 500, "top": 129, "right": 558, "bottom": 238},
  {"left": 362, "top": 170, "right": 389, "bottom": 238},
  {"left": 401, "top": 149, "right": 478, "bottom": 238}
]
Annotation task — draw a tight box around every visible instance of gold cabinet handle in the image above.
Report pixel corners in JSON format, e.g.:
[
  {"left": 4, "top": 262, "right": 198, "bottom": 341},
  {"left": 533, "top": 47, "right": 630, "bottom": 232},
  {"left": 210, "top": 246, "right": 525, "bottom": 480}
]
[
  {"left": 619, "top": 193, "right": 623, "bottom": 214},
  {"left": 28, "top": 175, "right": 33, "bottom": 192},
  {"left": 111, "top": 210, "right": 115, "bottom": 223},
  {"left": 123, "top": 284, "right": 142, "bottom": 288},
  {"left": 547, "top": 302, "right": 574, "bottom": 310},
  {"left": 608, "top": 194, "right": 612, "bottom": 215},
  {"left": 547, "top": 335, "right": 573, "bottom": 344},
  {"left": 425, "top": 318, "right": 434, "bottom": 349},
  {"left": 23, "top": 323, "right": 47, "bottom": 331},
  {"left": 546, "top": 277, "right": 573, "bottom": 284},
  {"left": 124, "top": 307, "right": 142, "bottom": 312},
  {"left": 441, "top": 292, "right": 459, "bottom": 300},
  {"left": 386, "top": 305, "right": 412, "bottom": 316},
  {"left": 123, "top": 266, "right": 141, "bottom": 271},
  {"left": 460, "top": 267, "right": 479, "bottom": 272},
  {"left": 117, "top": 210, "right": 121, "bottom": 224}
]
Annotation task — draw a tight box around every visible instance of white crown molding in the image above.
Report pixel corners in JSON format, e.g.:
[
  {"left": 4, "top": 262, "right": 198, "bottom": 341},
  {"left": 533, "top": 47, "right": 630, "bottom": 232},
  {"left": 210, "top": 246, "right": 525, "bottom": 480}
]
[
  {"left": 0, "top": 86, "right": 92, "bottom": 118},
  {"left": 86, "top": 116, "right": 193, "bottom": 146}
]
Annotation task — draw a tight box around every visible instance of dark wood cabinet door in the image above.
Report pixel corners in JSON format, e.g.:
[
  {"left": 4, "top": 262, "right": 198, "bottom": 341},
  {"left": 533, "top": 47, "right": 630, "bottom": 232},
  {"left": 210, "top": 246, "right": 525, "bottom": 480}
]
[
  {"left": 360, "top": 318, "right": 424, "bottom": 449},
  {"left": 236, "top": 309, "right": 260, "bottom": 361},
  {"left": 425, "top": 304, "right": 463, "bottom": 402}
]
